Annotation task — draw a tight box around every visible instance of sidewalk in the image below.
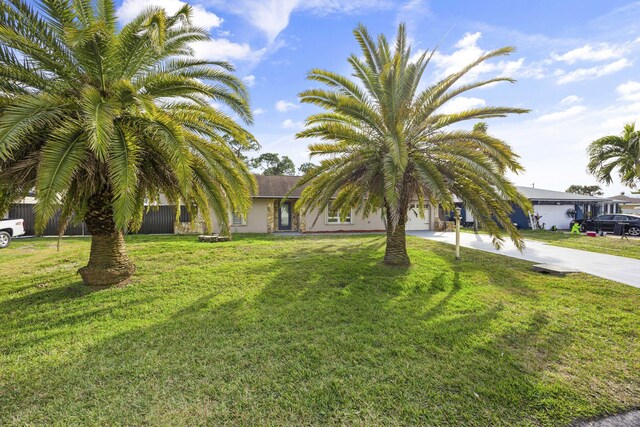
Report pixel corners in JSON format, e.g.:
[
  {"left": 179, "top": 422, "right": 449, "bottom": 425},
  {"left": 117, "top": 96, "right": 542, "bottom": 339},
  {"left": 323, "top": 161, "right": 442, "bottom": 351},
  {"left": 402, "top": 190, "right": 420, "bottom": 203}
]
[{"left": 408, "top": 231, "right": 640, "bottom": 288}]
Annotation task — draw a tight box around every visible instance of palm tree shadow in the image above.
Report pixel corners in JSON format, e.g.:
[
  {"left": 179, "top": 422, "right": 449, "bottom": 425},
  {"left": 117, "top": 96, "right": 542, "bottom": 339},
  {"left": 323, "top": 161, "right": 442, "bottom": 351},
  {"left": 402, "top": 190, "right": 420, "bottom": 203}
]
[{"left": 2, "top": 235, "right": 580, "bottom": 425}]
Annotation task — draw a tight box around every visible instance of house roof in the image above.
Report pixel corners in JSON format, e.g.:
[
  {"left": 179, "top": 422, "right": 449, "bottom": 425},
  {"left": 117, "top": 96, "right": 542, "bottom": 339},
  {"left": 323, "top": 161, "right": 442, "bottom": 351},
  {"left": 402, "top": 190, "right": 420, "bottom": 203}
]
[
  {"left": 254, "top": 174, "right": 305, "bottom": 198},
  {"left": 251, "top": 177, "right": 612, "bottom": 203},
  {"left": 607, "top": 194, "right": 640, "bottom": 203},
  {"left": 516, "top": 186, "right": 607, "bottom": 203}
]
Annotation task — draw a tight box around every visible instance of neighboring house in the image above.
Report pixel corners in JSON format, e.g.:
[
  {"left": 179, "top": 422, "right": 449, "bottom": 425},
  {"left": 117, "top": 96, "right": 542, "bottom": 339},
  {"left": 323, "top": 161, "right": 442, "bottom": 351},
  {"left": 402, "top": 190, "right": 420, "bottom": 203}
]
[
  {"left": 223, "top": 175, "right": 436, "bottom": 234},
  {"left": 452, "top": 186, "right": 607, "bottom": 230},
  {"left": 601, "top": 194, "right": 640, "bottom": 215},
  {"left": 508, "top": 186, "right": 607, "bottom": 230}
]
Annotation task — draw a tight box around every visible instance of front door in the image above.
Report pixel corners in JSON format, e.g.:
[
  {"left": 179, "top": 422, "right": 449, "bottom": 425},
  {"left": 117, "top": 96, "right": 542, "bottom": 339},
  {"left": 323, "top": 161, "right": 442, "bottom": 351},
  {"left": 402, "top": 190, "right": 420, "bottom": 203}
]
[{"left": 278, "top": 201, "right": 292, "bottom": 230}]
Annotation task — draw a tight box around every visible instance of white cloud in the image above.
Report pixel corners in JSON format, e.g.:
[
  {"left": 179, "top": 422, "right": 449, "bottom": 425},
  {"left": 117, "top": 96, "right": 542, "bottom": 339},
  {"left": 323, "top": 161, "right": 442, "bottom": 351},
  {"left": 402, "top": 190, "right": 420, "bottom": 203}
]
[
  {"left": 208, "top": 0, "right": 392, "bottom": 43},
  {"left": 533, "top": 105, "right": 587, "bottom": 123},
  {"left": 282, "top": 119, "right": 304, "bottom": 129},
  {"left": 395, "top": 0, "right": 430, "bottom": 37},
  {"left": 192, "top": 39, "right": 266, "bottom": 62},
  {"left": 243, "top": 75, "right": 256, "bottom": 87},
  {"left": 253, "top": 108, "right": 267, "bottom": 115},
  {"left": 556, "top": 58, "right": 631, "bottom": 84},
  {"left": 438, "top": 96, "right": 486, "bottom": 114},
  {"left": 430, "top": 32, "right": 525, "bottom": 82},
  {"left": 117, "top": 0, "right": 223, "bottom": 30},
  {"left": 552, "top": 44, "right": 620, "bottom": 64},
  {"left": 117, "top": 0, "right": 267, "bottom": 64},
  {"left": 551, "top": 38, "right": 640, "bottom": 64},
  {"left": 560, "top": 95, "right": 582, "bottom": 105},
  {"left": 616, "top": 80, "right": 640, "bottom": 101},
  {"left": 494, "top": 100, "right": 640, "bottom": 195},
  {"left": 275, "top": 100, "right": 299, "bottom": 112}
]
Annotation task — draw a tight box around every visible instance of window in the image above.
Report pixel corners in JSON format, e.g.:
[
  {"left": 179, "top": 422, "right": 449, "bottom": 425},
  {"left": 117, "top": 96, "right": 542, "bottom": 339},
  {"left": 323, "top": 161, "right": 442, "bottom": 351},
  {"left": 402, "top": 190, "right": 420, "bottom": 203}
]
[
  {"left": 231, "top": 213, "right": 246, "bottom": 226},
  {"left": 613, "top": 215, "right": 628, "bottom": 221},
  {"left": 326, "top": 202, "right": 352, "bottom": 224}
]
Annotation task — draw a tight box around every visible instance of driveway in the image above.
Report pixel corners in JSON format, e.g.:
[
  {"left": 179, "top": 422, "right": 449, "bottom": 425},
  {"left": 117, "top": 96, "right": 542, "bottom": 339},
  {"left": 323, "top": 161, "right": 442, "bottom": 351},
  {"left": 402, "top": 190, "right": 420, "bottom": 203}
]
[{"left": 408, "top": 231, "right": 640, "bottom": 288}]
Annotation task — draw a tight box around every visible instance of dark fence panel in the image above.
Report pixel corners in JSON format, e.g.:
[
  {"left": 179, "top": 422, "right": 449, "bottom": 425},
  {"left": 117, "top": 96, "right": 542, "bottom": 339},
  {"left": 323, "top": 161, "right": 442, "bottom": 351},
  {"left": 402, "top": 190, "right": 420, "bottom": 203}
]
[
  {"left": 135, "top": 206, "right": 176, "bottom": 234},
  {"left": 8, "top": 204, "right": 87, "bottom": 236},
  {"left": 7, "top": 204, "right": 190, "bottom": 236}
]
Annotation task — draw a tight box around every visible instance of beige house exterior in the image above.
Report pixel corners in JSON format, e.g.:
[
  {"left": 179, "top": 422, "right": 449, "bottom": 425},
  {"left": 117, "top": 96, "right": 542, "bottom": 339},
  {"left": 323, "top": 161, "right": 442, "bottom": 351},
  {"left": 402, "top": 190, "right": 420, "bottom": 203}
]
[{"left": 200, "top": 175, "right": 437, "bottom": 234}]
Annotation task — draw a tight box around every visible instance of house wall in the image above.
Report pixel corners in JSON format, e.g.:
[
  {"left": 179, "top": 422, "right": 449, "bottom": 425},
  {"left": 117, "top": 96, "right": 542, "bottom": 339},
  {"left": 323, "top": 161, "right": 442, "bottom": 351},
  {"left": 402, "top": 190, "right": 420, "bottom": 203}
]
[
  {"left": 302, "top": 206, "right": 386, "bottom": 233},
  {"left": 229, "top": 198, "right": 270, "bottom": 234},
  {"left": 532, "top": 204, "right": 574, "bottom": 229},
  {"left": 510, "top": 205, "right": 531, "bottom": 229},
  {"left": 211, "top": 198, "right": 435, "bottom": 234}
]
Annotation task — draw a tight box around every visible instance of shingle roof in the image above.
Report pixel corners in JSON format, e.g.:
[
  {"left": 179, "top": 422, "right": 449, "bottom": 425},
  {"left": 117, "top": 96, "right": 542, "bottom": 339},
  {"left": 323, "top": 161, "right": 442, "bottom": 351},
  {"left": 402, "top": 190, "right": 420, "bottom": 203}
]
[
  {"left": 251, "top": 177, "right": 612, "bottom": 203},
  {"left": 254, "top": 174, "right": 305, "bottom": 198},
  {"left": 607, "top": 194, "right": 640, "bottom": 203},
  {"left": 516, "top": 186, "right": 608, "bottom": 202}
]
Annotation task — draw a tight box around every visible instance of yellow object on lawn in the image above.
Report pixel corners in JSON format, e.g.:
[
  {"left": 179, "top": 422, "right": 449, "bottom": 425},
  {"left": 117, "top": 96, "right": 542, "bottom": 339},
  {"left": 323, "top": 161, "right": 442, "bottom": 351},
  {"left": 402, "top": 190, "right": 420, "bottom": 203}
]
[{"left": 571, "top": 223, "right": 581, "bottom": 234}]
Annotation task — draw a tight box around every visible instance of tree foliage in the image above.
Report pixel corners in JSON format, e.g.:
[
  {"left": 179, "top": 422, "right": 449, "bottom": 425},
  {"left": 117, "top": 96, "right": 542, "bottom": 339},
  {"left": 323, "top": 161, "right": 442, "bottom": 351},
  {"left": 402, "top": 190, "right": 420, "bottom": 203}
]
[
  {"left": 293, "top": 23, "right": 530, "bottom": 264},
  {"left": 587, "top": 122, "right": 640, "bottom": 189},
  {"left": 565, "top": 185, "right": 603, "bottom": 196},
  {"left": 250, "top": 153, "right": 296, "bottom": 175},
  {"left": 0, "top": 0, "right": 256, "bottom": 235},
  {"left": 298, "top": 162, "right": 317, "bottom": 174},
  {"left": 223, "top": 134, "right": 261, "bottom": 161}
]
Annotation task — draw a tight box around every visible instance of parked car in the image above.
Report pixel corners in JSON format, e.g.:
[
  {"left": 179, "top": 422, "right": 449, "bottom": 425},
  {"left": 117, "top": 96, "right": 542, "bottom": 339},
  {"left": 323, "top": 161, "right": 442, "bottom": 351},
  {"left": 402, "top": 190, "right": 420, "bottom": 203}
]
[
  {"left": 0, "top": 218, "right": 25, "bottom": 248},
  {"left": 570, "top": 214, "right": 640, "bottom": 236}
]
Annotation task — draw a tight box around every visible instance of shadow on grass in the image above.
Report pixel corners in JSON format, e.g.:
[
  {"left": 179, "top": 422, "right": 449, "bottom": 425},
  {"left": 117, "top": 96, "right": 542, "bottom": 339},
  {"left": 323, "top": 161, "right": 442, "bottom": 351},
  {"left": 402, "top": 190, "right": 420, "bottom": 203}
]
[{"left": 0, "top": 234, "right": 588, "bottom": 426}]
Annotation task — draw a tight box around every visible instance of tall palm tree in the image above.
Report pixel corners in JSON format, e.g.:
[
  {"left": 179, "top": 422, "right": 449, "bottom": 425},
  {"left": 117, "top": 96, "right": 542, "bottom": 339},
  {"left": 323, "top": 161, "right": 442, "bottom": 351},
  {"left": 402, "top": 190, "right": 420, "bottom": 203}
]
[
  {"left": 587, "top": 123, "right": 640, "bottom": 188},
  {"left": 0, "top": 0, "right": 256, "bottom": 285},
  {"left": 294, "top": 24, "right": 530, "bottom": 266}
]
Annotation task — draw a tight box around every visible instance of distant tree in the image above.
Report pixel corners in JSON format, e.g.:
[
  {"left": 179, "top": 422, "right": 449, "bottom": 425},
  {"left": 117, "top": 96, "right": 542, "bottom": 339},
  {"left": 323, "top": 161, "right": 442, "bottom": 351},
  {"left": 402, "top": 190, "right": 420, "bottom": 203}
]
[
  {"left": 587, "top": 122, "right": 640, "bottom": 188},
  {"left": 298, "top": 162, "right": 317, "bottom": 174},
  {"left": 250, "top": 153, "right": 296, "bottom": 175},
  {"left": 565, "top": 185, "right": 603, "bottom": 196},
  {"left": 473, "top": 122, "right": 488, "bottom": 133},
  {"left": 223, "top": 134, "right": 261, "bottom": 161}
]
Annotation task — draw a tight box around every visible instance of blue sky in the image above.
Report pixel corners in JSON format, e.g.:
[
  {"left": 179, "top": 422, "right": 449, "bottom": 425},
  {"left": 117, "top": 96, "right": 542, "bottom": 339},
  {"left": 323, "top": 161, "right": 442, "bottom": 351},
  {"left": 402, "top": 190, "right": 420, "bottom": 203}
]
[{"left": 115, "top": 0, "right": 640, "bottom": 195}]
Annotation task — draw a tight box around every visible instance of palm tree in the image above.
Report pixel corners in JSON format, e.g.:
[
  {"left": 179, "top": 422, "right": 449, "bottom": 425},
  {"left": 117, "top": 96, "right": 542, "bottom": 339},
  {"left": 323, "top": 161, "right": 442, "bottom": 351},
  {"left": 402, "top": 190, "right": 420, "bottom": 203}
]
[
  {"left": 0, "top": 0, "right": 256, "bottom": 285},
  {"left": 294, "top": 24, "right": 530, "bottom": 266},
  {"left": 587, "top": 123, "right": 640, "bottom": 188}
]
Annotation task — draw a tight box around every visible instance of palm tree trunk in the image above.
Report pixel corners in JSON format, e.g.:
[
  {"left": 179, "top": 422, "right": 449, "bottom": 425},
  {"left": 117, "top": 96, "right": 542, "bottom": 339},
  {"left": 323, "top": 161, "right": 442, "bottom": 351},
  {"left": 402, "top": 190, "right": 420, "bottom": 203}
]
[
  {"left": 383, "top": 208, "right": 410, "bottom": 266},
  {"left": 77, "top": 189, "right": 135, "bottom": 286}
]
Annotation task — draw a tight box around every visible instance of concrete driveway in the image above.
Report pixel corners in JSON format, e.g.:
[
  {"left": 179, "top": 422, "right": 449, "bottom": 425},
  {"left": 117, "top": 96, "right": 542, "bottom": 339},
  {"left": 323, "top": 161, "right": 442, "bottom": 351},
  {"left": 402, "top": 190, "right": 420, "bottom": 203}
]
[{"left": 408, "top": 231, "right": 640, "bottom": 288}]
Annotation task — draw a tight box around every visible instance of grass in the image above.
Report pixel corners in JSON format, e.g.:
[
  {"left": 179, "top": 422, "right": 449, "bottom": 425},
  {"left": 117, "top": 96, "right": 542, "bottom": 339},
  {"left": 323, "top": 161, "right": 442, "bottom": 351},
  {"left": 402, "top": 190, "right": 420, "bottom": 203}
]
[
  {"left": 1, "top": 234, "right": 638, "bottom": 426},
  {"left": 515, "top": 229, "right": 640, "bottom": 260}
]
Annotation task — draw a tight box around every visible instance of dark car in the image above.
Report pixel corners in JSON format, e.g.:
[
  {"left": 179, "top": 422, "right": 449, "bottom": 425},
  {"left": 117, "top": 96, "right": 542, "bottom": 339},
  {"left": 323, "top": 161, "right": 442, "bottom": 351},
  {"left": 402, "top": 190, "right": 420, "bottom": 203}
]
[{"left": 571, "top": 214, "right": 640, "bottom": 236}]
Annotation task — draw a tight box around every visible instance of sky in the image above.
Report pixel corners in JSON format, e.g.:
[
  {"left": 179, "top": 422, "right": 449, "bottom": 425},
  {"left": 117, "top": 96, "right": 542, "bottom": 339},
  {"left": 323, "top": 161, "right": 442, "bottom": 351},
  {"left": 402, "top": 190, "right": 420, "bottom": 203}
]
[{"left": 113, "top": 0, "right": 640, "bottom": 196}]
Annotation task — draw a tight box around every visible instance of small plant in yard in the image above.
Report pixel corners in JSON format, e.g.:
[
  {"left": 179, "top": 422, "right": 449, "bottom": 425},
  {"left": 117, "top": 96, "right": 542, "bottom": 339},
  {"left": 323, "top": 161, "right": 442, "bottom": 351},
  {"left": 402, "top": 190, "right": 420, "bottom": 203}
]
[
  {"left": 293, "top": 23, "right": 531, "bottom": 266},
  {"left": 0, "top": 0, "right": 256, "bottom": 285}
]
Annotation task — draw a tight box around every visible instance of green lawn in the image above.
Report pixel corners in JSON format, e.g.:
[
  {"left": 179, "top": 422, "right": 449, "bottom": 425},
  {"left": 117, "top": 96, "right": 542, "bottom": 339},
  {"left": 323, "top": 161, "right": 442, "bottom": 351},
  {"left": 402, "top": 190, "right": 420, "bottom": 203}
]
[
  {"left": 516, "top": 230, "right": 640, "bottom": 260},
  {"left": 1, "top": 234, "right": 638, "bottom": 426}
]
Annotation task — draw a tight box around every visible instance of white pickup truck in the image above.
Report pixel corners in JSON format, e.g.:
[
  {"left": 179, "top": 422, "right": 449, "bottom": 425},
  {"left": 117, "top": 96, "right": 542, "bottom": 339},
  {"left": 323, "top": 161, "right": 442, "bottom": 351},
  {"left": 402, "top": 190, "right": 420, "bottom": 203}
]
[{"left": 0, "top": 218, "right": 25, "bottom": 248}]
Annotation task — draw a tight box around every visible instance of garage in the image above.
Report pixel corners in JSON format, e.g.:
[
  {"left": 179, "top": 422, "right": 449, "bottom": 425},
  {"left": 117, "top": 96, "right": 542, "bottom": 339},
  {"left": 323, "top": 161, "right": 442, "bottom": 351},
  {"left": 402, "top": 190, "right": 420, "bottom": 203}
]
[
  {"left": 531, "top": 204, "right": 573, "bottom": 230},
  {"left": 406, "top": 203, "right": 431, "bottom": 230}
]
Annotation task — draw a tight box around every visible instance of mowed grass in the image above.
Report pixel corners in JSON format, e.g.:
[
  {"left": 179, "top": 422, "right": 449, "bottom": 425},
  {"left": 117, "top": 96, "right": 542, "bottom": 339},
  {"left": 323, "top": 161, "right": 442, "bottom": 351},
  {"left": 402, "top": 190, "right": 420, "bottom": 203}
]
[
  {"left": 0, "top": 234, "right": 638, "bottom": 426},
  {"left": 516, "top": 230, "right": 640, "bottom": 260}
]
